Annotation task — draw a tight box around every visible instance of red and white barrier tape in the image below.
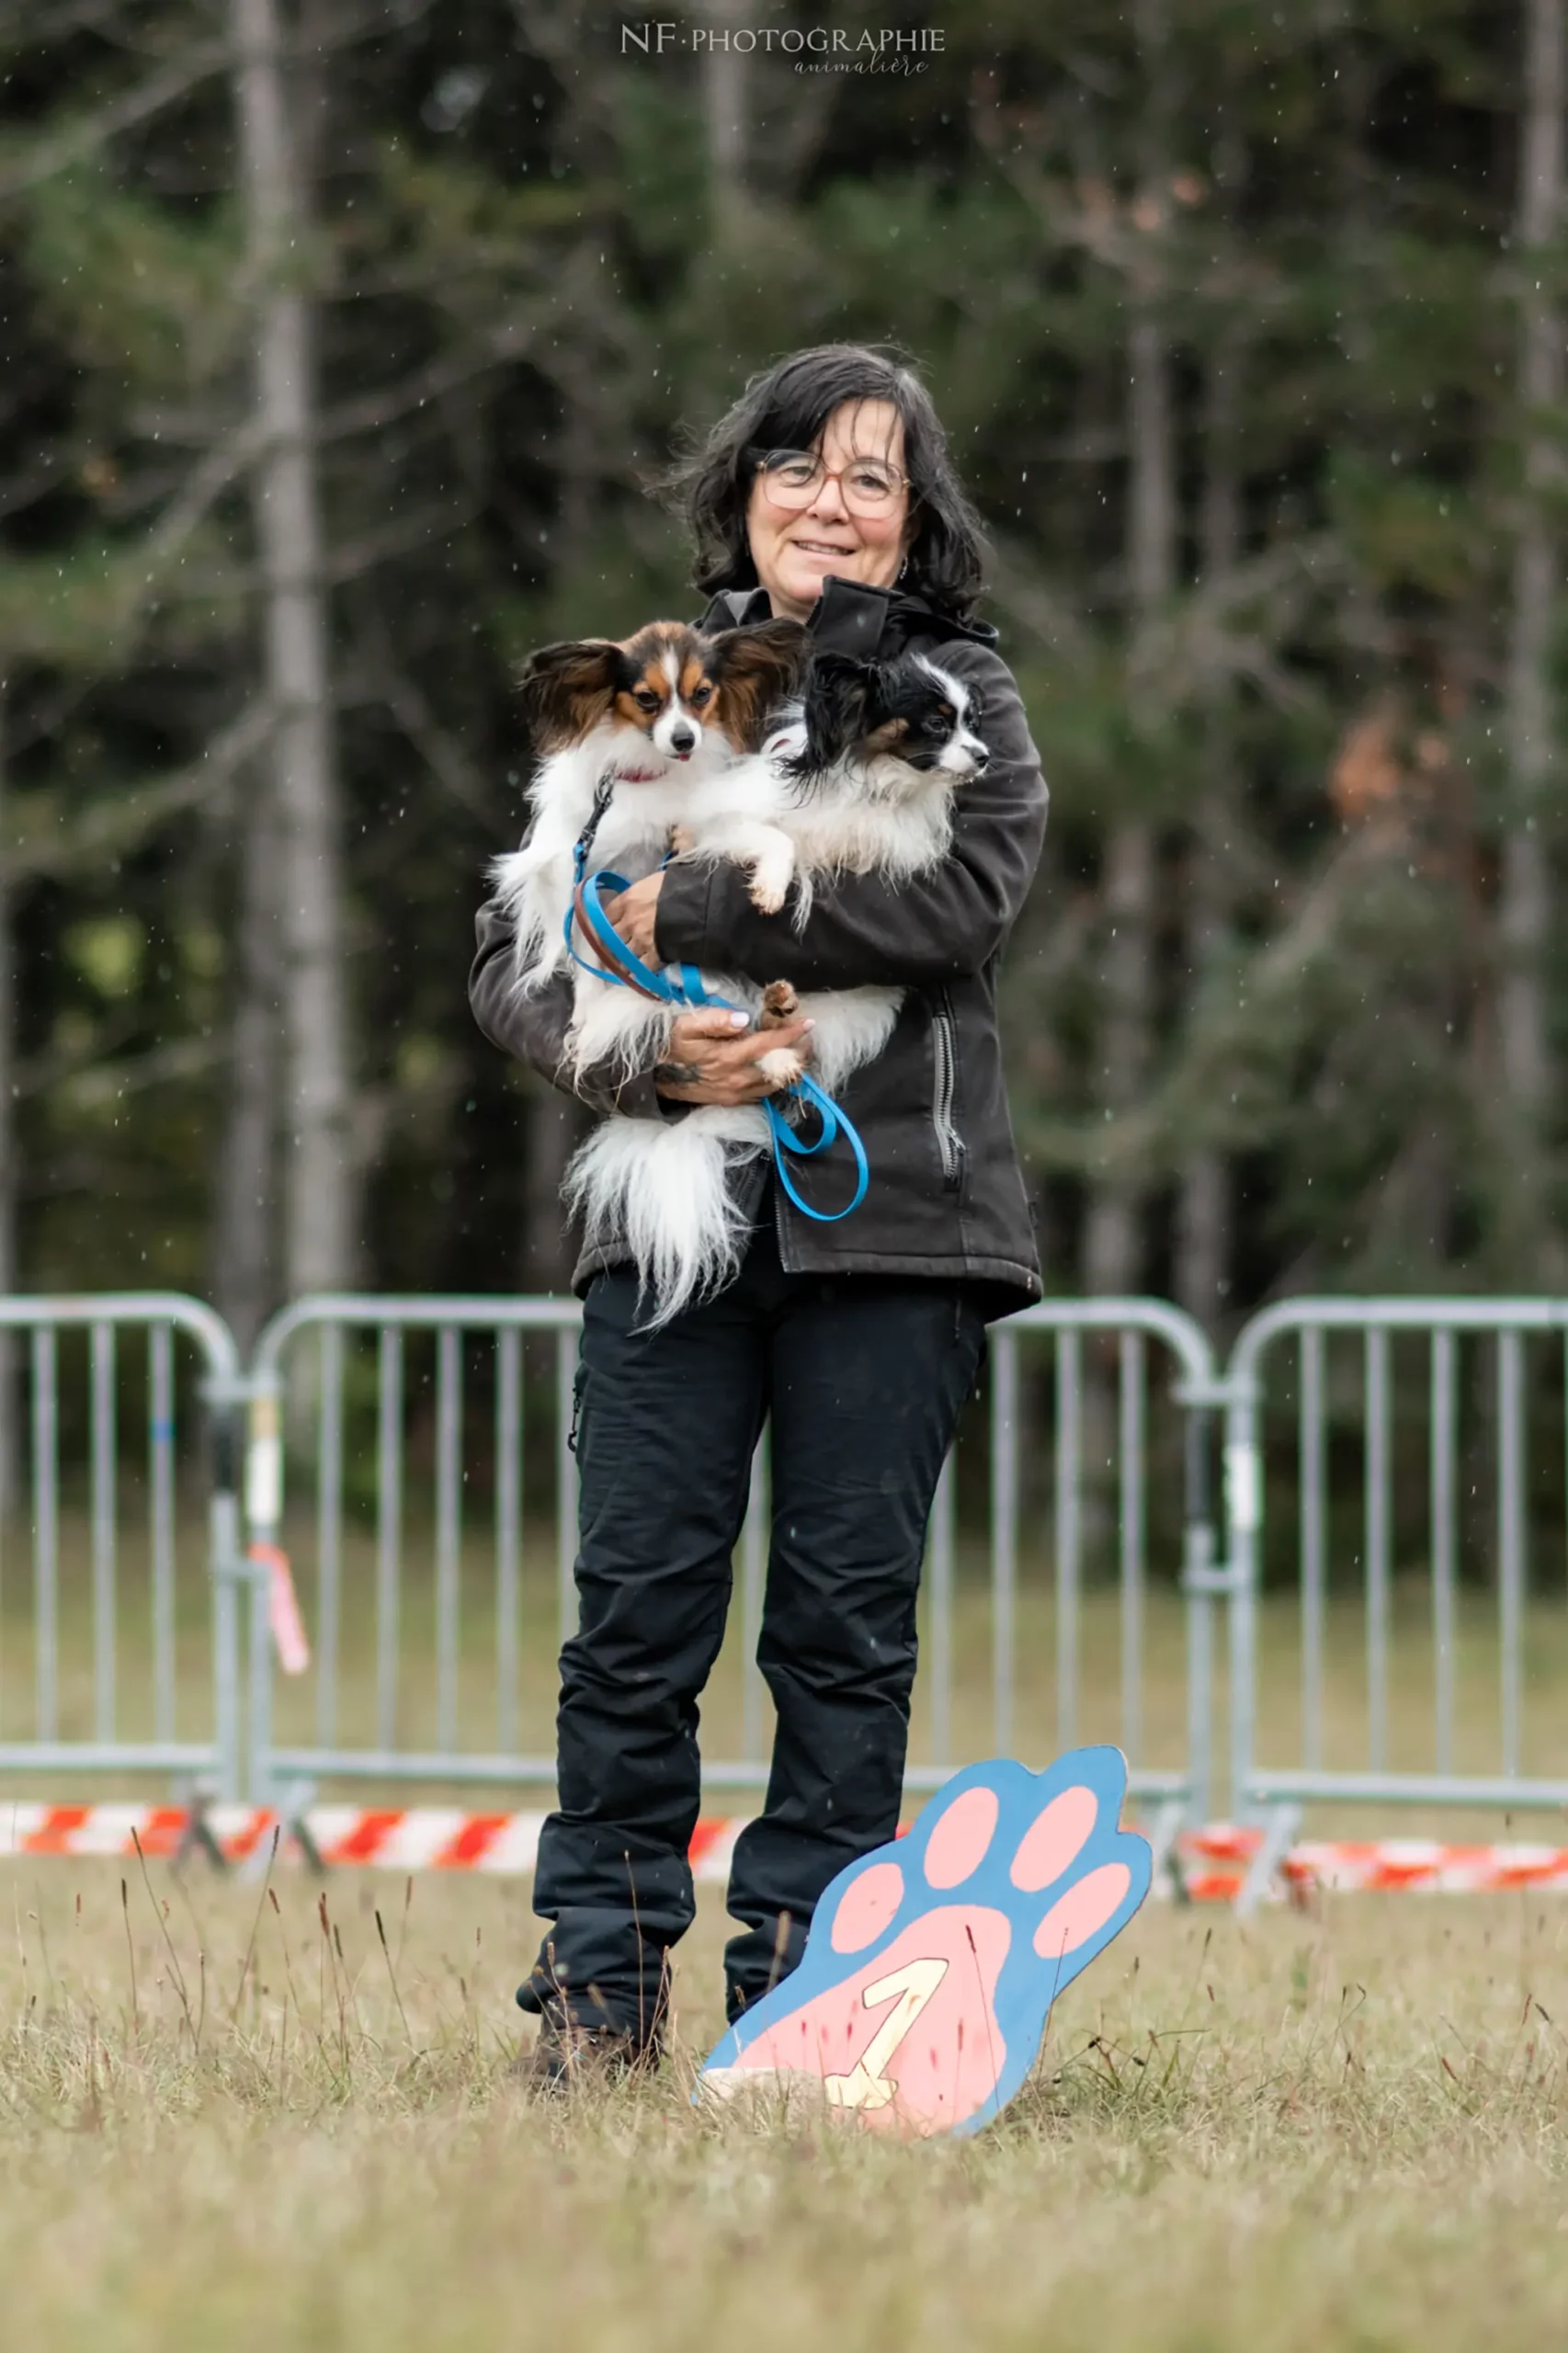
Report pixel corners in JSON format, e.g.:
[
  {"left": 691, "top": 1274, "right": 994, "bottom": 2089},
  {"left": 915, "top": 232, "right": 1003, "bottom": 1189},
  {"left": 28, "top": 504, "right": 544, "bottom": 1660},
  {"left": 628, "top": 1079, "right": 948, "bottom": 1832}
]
[
  {"left": 5, "top": 1803, "right": 1568, "bottom": 1897},
  {"left": 1182, "top": 1824, "right": 1568, "bottom": 1899},
  {"left": 0, "top": 1802, "right": 746, "bottom": 1881}
]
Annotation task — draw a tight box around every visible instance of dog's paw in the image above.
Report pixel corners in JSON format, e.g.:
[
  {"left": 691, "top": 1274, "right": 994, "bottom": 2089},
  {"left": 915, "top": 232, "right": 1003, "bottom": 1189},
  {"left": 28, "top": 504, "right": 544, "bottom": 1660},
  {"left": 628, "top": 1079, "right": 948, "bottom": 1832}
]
[
  {"left": 668, "top": 824, "right": 697, "bottom": 856},
  {"left": 759, "top": 981, "right": 800, "bottom": 1028},
  {"left": 756, "top": 1046, "right": 804, "bottom": 1086},
  {"left": 746, "top": 858, "right": 792, "bottom": 915},
  {"left": 698, "top": 1749, "right": 1150, "bottom": 2139}
]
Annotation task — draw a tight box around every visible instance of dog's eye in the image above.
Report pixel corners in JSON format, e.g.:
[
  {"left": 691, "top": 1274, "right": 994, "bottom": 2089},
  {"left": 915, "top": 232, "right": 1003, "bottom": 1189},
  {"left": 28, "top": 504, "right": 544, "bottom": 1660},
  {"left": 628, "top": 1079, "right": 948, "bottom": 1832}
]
[
  {"left": 688, "top": 684, "right": 712, "bottom": 708},
  {"left": 631, "top": 688, "right": 660, "bottom": 712}
]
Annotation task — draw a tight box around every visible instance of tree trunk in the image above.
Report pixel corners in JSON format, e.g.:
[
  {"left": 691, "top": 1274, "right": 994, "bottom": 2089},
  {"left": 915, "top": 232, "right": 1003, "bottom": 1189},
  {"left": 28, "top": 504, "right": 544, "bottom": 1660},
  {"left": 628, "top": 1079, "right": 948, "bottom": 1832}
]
[
  {"left": 0, "top": 692, "right": 15, "bottom": 1523},
  {"left": 1500, "top": 0, "right": 1563, "bottom": 1237},
  {"left": 1078, "top": 0, "right": 1174, "bottom": 1557},
  {"left": 233, "top": 0, "right": 355, "bottom": 1296},
  {"left": 211, "top": 761, "right": 283, "bottom": 1352},
  {"left": 1175, "top": 329, "right": 1242, "bottom": 1324},
  {"left": 698, "top": 0, "right": 750, "bottom": 210},
  {"left": 1084, "top": 0, "right": 1173, "bottom": 1305}
]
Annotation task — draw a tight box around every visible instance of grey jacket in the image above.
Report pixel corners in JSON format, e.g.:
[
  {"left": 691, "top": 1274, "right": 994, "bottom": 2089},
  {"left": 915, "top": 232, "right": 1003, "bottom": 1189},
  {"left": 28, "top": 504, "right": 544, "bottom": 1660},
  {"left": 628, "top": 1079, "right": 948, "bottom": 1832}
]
[{"left": 468, "top": 574, "right": 1048, "bottom": 1313}]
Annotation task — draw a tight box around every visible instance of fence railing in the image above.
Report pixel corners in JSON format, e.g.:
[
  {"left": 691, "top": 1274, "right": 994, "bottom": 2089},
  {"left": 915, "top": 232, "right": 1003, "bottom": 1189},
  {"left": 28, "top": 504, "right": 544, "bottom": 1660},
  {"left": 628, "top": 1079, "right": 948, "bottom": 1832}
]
[
  {"left": 1221, "top": 1299, "right": 1568, "bottom": 1906},
  {"left": 242, "top": 1295, "right": 1219, "bottom": 1857},
  {"left": 0, "top": 1295, "right": 248, "bottom": 1797},
  {"left": 244, "top": 1295, "right": 585, "bottom": 1801},
  {"left": 8, "top": 1282, "right": 1568, "bottom": 1890}
]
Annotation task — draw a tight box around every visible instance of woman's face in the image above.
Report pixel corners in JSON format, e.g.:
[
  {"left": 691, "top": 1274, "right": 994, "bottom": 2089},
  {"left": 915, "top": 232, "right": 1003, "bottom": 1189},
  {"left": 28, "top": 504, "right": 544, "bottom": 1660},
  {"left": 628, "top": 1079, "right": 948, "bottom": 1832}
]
[{"left": 745, "top": 398, "right": 913, "bottom": 621}]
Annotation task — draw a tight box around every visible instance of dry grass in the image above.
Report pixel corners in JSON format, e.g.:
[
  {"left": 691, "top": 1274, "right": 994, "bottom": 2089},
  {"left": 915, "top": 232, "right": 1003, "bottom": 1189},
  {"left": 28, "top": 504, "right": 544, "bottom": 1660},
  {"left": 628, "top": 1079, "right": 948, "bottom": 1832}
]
[
  {"left": 6, "top": 1499, "right": 1568, "bottom": 2347},
  {"left": 2, "top": 1857, "right": 1567, "bottom": 2350}
]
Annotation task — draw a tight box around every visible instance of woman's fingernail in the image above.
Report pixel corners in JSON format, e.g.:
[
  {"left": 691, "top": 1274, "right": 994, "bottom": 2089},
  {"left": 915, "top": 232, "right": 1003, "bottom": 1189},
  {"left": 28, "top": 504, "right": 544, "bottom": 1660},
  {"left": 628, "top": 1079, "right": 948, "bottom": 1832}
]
[
  {"left": 803, "top": 1020, "right": 816, "bottom": 1032},
  {"left": 730, "top": 1011, "right": 749, "bottom": 1029}
]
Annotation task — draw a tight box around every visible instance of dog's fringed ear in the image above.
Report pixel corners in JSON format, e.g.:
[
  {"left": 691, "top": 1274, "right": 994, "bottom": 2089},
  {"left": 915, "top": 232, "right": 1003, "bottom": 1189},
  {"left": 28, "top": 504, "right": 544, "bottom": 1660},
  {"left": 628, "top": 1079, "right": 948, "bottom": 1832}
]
[
  {"left": 517, "top": 640, "right": 622, "bottom": 753},
  {"left": 788, "top": 652, "right": 877, "bottom": 780},
  {"left": 706, "top": 619, "right": 808, "bottom": 750}
]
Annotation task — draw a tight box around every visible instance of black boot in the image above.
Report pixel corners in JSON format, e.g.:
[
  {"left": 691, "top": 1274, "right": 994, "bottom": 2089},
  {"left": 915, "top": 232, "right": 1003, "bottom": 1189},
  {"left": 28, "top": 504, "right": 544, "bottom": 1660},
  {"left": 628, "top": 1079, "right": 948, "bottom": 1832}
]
[{"left": 508, "top": 2010, "right": 660, "bottom": 2094}]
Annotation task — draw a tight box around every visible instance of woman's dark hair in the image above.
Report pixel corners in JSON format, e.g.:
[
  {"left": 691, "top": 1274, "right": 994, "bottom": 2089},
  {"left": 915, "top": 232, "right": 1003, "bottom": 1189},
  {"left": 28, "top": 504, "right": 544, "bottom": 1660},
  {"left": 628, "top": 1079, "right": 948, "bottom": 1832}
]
[{"left": 664, "top": 344, "right": 988, "bottom": 620}]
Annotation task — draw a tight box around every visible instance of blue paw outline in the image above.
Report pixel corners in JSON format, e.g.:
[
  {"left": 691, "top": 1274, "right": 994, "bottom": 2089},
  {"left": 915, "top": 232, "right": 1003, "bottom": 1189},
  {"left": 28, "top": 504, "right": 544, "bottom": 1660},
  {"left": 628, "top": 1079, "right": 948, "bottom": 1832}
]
[{"left": 700, "top": 1747, "right": 1152, "bottom": 2138}]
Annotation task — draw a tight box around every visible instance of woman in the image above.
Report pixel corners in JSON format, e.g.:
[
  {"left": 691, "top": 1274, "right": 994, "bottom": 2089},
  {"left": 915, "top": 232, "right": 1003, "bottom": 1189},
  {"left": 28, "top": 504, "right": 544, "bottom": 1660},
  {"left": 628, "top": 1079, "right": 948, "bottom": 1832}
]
[{"left": 470, "top": 343, "right": 1047, "bottom": 2084}]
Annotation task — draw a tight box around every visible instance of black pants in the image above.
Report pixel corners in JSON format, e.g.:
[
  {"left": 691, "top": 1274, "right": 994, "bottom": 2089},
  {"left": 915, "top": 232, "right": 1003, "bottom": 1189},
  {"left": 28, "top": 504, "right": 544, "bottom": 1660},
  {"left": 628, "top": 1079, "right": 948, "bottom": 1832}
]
[{"left": 520, "top": 1205, "right": 987, "bottom": 2039}]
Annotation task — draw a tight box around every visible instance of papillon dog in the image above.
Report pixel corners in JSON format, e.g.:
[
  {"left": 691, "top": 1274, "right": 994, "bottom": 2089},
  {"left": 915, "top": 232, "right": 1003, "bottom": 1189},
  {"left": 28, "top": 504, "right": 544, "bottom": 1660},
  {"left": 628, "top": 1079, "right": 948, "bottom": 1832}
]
[
  {"left": 489, "top": 616, "right": 805, "bottom": 1027},
  {"left": 677, "top": 645, "right": 990, "bottom": 923},
  {"left": 563, "top": 645, "right": 990, "bottom": 1324}
]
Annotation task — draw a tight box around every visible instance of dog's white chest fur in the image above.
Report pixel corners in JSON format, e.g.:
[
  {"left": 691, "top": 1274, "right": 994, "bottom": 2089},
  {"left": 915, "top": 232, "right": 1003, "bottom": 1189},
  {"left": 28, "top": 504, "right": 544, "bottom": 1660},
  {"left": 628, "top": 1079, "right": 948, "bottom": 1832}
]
[
  {"left": 488, "top": 736, "right": 734, "bottom": 995},
  {"left": 673, "top": 723, "right": 960, "bottom": 923}
]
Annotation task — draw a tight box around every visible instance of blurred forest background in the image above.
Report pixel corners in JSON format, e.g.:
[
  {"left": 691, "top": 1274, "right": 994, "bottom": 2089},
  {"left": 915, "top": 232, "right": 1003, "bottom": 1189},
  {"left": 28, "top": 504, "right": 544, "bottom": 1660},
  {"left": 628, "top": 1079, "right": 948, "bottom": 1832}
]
[{"left": 1, "top": 0, "right": 1564, "bottom": 1346}]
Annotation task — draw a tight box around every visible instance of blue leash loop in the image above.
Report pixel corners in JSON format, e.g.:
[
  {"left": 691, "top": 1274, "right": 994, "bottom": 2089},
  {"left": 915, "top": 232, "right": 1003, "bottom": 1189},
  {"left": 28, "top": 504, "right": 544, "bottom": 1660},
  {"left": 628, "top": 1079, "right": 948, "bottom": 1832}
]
[{"left": 563, "top": 790, "right": 869, "bottom": 1222}]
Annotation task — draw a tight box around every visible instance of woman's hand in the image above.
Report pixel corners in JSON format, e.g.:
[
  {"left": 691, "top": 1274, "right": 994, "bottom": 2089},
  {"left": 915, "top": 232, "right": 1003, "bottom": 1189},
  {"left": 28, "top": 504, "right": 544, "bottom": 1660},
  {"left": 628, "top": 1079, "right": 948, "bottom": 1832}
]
[
  {"left": 604, "top": 871, "right": 664, "bottom": 966},
  {"left": 654, "top": 1008, "right": 812, "bottom": 1106},
  {"left": 601, "top": 874, "right": 811, "bottom": 1102}
]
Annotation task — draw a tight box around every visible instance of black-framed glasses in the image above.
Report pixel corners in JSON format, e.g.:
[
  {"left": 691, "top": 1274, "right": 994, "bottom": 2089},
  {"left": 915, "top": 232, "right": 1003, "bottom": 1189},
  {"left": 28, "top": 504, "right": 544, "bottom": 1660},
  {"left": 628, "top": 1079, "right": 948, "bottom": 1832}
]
[{"left": 751, "top": 447, "right": 910, "bottom": 518}]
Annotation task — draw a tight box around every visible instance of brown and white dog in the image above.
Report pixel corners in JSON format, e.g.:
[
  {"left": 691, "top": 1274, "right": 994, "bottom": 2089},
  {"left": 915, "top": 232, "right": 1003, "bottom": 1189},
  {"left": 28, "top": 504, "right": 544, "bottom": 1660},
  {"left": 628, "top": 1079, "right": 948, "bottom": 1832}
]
[{"left": 492, "top": 616, "right": 804, "bottom": 1040}]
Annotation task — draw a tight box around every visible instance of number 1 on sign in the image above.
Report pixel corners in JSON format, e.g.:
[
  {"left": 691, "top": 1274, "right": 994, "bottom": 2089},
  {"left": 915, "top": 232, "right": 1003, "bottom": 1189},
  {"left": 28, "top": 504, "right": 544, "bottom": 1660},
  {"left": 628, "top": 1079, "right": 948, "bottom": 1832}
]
[{"left": 823, "top": 1956, "right": 949, "bottom": 2111}]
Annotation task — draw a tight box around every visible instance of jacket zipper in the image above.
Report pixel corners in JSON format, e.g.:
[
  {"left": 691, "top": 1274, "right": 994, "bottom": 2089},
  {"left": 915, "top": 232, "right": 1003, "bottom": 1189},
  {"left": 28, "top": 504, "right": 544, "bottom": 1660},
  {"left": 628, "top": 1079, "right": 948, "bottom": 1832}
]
[{"left": 930, "top": 991, "right": 966, "bottom": 1191}]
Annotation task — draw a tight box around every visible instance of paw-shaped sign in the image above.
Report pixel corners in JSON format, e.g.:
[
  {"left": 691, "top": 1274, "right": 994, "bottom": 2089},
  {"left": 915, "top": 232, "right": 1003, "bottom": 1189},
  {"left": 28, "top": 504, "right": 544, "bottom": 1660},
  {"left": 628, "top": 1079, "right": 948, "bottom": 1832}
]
[{"left": 699, "top": 1748, "right": 1150, "bottom": 2138}]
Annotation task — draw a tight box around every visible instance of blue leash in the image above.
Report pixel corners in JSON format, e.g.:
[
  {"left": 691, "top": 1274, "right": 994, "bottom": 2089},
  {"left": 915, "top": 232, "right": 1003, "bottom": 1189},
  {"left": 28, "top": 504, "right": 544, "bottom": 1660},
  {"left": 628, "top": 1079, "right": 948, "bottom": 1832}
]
[{"left": 563, "top": 797, "right": 869, "bottom": 1223}]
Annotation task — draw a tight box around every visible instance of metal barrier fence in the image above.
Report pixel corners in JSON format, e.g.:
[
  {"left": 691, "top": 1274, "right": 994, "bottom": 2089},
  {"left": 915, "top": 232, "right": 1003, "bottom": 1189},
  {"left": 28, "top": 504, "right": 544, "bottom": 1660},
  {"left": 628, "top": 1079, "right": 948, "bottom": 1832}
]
[
  {"left": 0, "top": 1296, "right": 248, "bottom": 1797},
  {"left": 18, "top": 1279, "right": 1568, "bottom": 1893},
  {"left": 1222, "top": 1299, "right": 1568, "bottom": 1906},
  {"left": 242, "top": 1294, "right": 1220, "bottom": 1851}
]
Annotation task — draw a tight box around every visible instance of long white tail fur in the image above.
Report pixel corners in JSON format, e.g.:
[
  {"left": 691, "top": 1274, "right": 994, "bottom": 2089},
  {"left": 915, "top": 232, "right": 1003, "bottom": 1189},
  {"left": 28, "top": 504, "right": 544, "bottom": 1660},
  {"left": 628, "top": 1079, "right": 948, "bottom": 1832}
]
[{"left": 563, "top": 1108, "right": 770, "bottom": 1327}]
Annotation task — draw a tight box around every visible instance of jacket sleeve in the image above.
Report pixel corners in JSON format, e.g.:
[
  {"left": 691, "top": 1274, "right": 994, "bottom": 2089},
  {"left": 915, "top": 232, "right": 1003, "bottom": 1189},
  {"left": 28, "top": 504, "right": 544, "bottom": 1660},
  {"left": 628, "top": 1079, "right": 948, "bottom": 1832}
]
[
  {"left": 652, "top": 641, "right": 1047, "bottom": 991},
  {"left": 468, "top": 893, "right": 668, "bottom": 1120}
]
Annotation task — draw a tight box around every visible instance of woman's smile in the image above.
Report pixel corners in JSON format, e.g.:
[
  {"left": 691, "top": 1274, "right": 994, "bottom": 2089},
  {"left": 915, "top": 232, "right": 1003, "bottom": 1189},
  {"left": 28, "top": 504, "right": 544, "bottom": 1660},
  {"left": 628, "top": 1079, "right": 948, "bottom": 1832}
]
[{"left": 785, "top": 534, "right": 861, "bottom": 576}]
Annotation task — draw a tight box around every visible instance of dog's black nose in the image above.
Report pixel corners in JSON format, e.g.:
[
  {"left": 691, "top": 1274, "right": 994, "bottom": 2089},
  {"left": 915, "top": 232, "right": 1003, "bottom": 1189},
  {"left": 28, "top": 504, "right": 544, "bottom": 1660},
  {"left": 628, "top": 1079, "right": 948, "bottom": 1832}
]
[
  {"left": 669, "top": 723, "right": 696, "bottom": 754},
  {"left": 970, "top": 745, "right": 990, "bottom": 772}
]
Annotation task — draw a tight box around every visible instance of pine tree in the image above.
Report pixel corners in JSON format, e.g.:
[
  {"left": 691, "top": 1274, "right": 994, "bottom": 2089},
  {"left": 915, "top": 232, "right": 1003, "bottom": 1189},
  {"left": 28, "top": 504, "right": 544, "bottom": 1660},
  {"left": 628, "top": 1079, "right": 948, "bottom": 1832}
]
[
  {"left": 1500, "top": 0, "right": 1564, "bottom": 1257},
  {"left": 232, "top": 0, "right": 354, "bottom": 1298}
]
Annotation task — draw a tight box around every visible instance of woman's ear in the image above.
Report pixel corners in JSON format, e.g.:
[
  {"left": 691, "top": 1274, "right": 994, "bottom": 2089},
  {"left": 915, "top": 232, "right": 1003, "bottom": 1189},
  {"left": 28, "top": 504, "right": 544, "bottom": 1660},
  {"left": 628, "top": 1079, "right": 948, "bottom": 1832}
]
[{"left": 517, "top": 640, "right": 621, "bottom": 750}]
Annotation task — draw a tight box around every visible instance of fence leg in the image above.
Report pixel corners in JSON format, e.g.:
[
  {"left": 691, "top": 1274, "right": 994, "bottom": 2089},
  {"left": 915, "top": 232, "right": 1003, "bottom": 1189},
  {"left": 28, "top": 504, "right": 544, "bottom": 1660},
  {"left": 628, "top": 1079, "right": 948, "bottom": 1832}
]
[
  {"left": 1145, "top": 1796, "right": 1190, "bottom": 1904},
  {"left": 1179, "top": 1395, "right": 1217, "bottom": 1830},
  {"left": 235, "top": 1780, "right": 323, "bottom": 1881},
  {"left": 242, "top": 1379, "right": 285, "bottom": 1807},
  {"left": 204, "top": 1376, "right": 249, "bottom": 1804},
  {"left": 174, "top": 1781, "right": 231, "bottom": 1872},
  {"left": 1224, "top": 1381, "right": 1262, "bottom": 1828},
  {"left": 1235, "top": 1802, "right": 1301, "bottom": 1918},
  {"left": 277, "top": 1779, "right": 323, "bottom": 1873}
]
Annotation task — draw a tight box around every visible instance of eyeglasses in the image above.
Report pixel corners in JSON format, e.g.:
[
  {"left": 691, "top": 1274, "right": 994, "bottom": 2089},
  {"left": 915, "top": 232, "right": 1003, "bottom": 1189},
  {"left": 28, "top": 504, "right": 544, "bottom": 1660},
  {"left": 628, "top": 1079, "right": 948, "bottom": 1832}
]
[{"left": 751, "top": 447, "right": 910, "bottom": 518}]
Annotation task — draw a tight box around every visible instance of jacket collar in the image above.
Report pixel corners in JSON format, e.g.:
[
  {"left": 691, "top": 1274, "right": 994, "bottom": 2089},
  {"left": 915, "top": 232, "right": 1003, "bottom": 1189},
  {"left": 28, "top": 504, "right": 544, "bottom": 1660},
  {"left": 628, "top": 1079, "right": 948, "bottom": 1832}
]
[{"left": 698, "top": 574, "right": 997, "bottom": 657}]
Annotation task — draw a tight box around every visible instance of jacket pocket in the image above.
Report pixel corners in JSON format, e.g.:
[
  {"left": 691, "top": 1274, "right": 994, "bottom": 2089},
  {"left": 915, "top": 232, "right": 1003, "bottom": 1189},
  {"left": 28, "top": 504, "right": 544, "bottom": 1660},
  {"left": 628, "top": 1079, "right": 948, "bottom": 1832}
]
[{"left": 929, "top": 990, "right": 967, "bottom": 1193}]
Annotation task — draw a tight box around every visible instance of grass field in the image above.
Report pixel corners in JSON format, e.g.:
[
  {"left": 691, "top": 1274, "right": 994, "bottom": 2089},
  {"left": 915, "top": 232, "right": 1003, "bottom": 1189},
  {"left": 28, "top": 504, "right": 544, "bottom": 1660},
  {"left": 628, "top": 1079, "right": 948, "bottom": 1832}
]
[
  {"left": 2, "top": 1860, "right": 1566, "bottom": 2349},
  {"left": 6, "top": 1509, "right": 1568, "bottom": 2347}
]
